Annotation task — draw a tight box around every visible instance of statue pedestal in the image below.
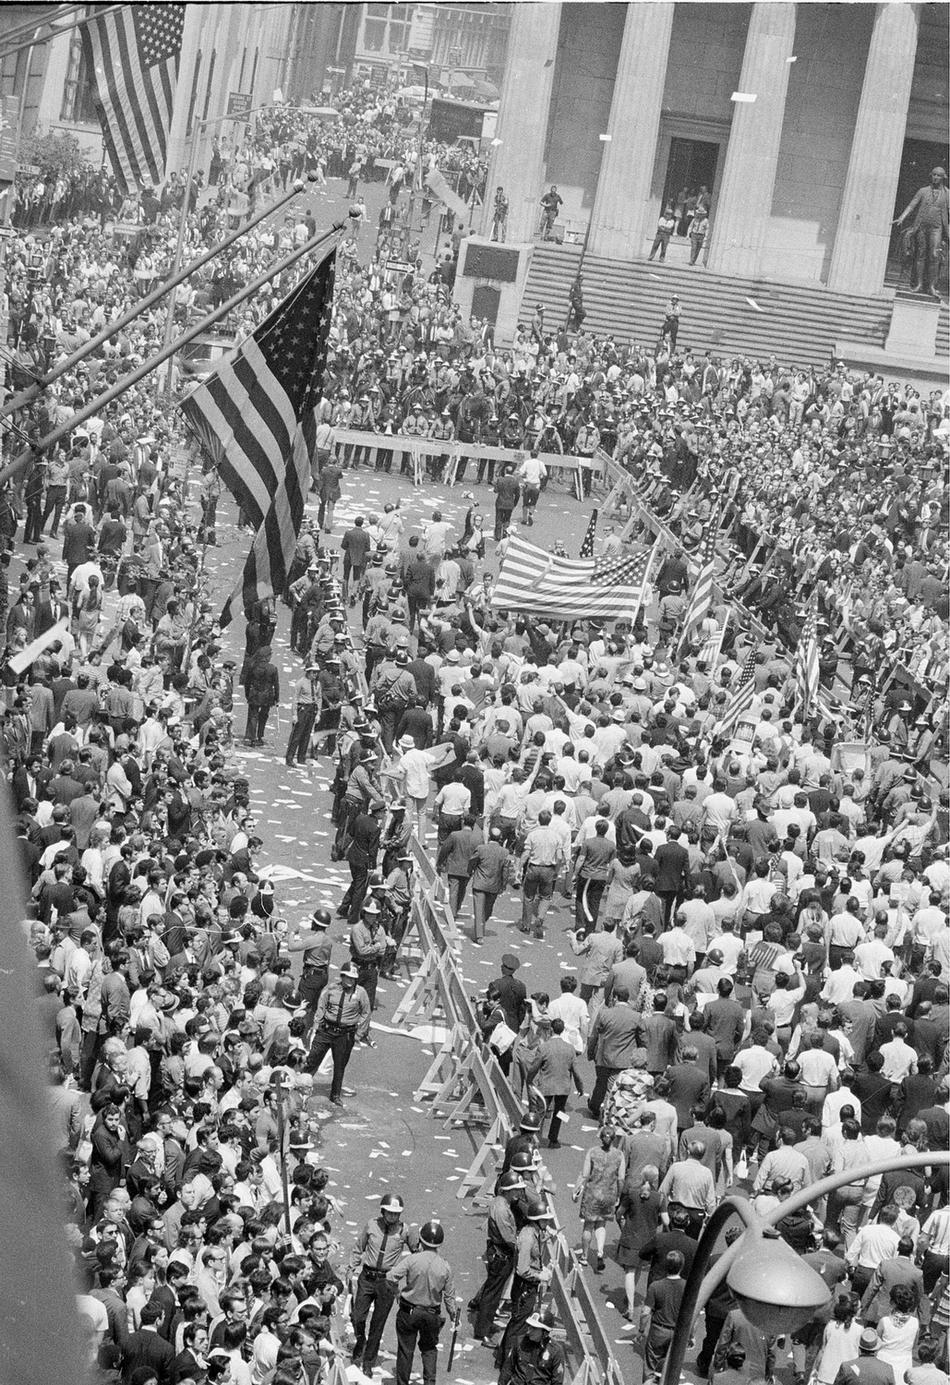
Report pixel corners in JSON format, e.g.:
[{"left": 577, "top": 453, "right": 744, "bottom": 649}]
[
  {"left": 885, "top": 292, "right": 941, "bottom": 356},
  {"left": 836, "top": 290, "right": 945, "bottom": 387}
]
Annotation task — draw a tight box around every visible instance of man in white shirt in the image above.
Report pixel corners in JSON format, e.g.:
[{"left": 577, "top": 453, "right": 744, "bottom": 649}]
[
  {"left": 820, "top": 958, "right": 861, "bottom": 1006},
  {"left": 879, "top": 1026, "right": 917, "bottom": 1082},
  {"left": 854, "top": 922, "right": 896, "bottom": 980}
]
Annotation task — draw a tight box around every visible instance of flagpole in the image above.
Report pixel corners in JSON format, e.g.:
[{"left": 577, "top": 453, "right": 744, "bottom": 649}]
[
  {"left": 629, "top": 537, "right": 660, "bottom": 636},
  {"left": 0, "top": 222, "right": 346, "bottom": 487},
  {"left": 0, "top": 3, "right": 125, "bottom": 63},
  {"left": 0, "top": 175, "right": 322, "bottom": 419}
]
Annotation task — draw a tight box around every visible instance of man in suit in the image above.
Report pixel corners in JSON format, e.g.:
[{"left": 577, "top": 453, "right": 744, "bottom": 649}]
[
  {"left": 586, "top": 985, "right": 643, "bottom": 1119},
  {"left": 653, "top": 826, "right": 691, "bottom": 923},
  {"left": 120, "top": 1301, "right": 174, "bottom": 1382},
  {"left": 705, "top": 977, "right": 748, "bottom": 1079}
]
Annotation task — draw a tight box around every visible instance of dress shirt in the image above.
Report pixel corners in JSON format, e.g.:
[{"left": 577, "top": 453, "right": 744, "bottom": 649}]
[
  {"left": 659, "top": 1158, "right": 716, "bottom": 1215},
  {"left": 351, "top": 1217, "right": 416, "bottom": 1273},
  {"left": 522, "top": 824, "right": 566, "bottom": 868},
  {"left": 434, "top": 782, "right": 471, "bottom": 817},
  {"left": 387, "top": 1249, "right": 455, "bottom": 1313},
  {"left": 314, "top": 983, "right": 371, "bottom": 1038}
]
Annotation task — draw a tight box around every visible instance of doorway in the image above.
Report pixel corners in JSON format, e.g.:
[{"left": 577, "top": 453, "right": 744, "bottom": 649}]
[
  {"left": 471, "top": 283, "right": 500, "bottom": 327},
  {"left": 661, "top": 137, "right": 719, "bottom": 237}
]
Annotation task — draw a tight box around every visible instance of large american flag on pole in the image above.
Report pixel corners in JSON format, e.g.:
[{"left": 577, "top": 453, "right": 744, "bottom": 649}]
[
  {"left": 81, "top": 5, "right": 185, "bottom": 194},
  {"left": 181, "top": 249, "right": 337, "bottom": 625},
  {"left": 712, "top": 648, "right": 757, "bottom": 739},
  {"left": 678, "top": 507, "right": 720, "bottom": 656},
  {"left": 491, "top": 535, "right": 655, "bottom": 621},
  {"left": 795, "top": 592, "right": 820, "bottom": 720}
]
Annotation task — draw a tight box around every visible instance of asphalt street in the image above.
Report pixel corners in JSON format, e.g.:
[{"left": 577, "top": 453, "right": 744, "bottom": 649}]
[{"left": 195, "top": 463, "right": 659, "bottom": 1385}]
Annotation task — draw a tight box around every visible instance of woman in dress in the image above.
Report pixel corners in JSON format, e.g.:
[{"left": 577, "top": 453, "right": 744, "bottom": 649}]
[
  {"left": 573, "top": 1125, "right": 625, "bottom": 1272},
  {"left": 616, "top": 1164, "right": 661, "bottom": 1320},
  {"left": 877, "top": 1283, "right": 919, "bottom": 1385}
]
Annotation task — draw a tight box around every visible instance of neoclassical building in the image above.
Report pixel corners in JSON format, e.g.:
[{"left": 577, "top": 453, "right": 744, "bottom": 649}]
[{"left": 481, "top": 1, "right": 948, "bottom": 298}]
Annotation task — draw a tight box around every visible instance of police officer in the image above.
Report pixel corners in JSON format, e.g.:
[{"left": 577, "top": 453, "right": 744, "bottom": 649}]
[
  {"left": 287, "top": 906, "right": 333, "bottom": 1025},
  {"left": 496, "top": 1193, "right": 554, "bottom": 1377},
  {"left": 470, "top": 1168, "right": 524, "bottom": 1345},
  {"left": 350, "top": 1193, "right": 417, "bottom": 1375},
  {"left": 504, "top": 1306, "right": 566, "bottom": 1385},
  {"left": 501, "top": 1108, "right": 543, "bottom": 1175},
  {"left": 305, "top": 962, "right": 370, "bottom": 1106},
  {"left": 387, "top": 1218, "right": 458, "bottom": 1385}
]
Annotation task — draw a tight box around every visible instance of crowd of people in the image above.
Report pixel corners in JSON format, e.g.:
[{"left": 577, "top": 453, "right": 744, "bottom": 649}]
[{"left": 1, "top": 65, "right": 948, "bottom": 1385}]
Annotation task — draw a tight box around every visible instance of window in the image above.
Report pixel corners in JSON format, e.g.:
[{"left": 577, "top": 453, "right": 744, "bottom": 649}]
[
  {"left": 60, "top": 31, "right": 99, "bottom": 124},
  {"left": 364, "top": 18, "right": 386, "bottom": 52}
]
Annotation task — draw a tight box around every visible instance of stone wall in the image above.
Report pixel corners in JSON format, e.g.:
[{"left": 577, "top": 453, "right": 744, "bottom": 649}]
[
  {"left": 542, "top": 1, "right": 625, "bottom": 227},
  {"left": 762, "top": 2, "right": 874, "bottom": 283}
]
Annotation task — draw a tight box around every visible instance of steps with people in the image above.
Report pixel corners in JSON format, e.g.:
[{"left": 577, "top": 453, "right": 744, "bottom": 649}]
[{"left": 522, "top": 243, "right": 911, "bottom": 372}]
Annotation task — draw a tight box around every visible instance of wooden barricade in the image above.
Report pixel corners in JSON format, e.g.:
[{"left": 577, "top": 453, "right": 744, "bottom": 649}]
[{"left": 328, "top": 427, "right": 603, "bottom": 501}]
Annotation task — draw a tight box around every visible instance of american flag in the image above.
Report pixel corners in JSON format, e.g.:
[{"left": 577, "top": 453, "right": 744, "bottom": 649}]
[
  {"left": 795, "top": 593, "right": 820, "bottom": 720},
  {"left": 678, "top": 506, "right": 720, "bottom": 655},
  {"left": 181, "top": 250, "right": 337, "bottom": 625},
  {"left": 579, "top": 508, "right": 599, "bottom": 558},
  {"left": 712, "top": 648, "right": 757, "bottom": 739},
  {"left": 81, "top": 5, "right": 184, "bottom": 194},
  {"left": 491, "top": 535, "right": 655, "bottom": 621}
]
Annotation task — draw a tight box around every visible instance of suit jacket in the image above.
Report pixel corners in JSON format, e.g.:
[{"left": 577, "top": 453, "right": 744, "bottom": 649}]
[
  {"left": 653, "top": 841, "right": 690, "bottom": 893},
  {"left": 120, "top": 1327, "right": 174, "bottom": 1383},
  {"left": 666, "top": 1062, "right": 710, "bottom": 1128},
  {"left": 861, "top": 1255, "right": 928, "bottom": 1326},
  {"left": 640, "top": 1011, "right": 677, "bottom": 1074},
  {"left": 528, "top": 1034, "right": 580, "bottom": 1097},
  {"left": 705, "top": 998, "right": 746, "bottom": 1060},
  {"left": 587, "top": 1001, "right": 644, "bottom": 1070}
]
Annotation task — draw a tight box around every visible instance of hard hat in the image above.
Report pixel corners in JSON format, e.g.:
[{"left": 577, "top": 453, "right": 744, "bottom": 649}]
[
  {"left": 380, "top": 1194, "right": 404, "bottom": 1214},
  {"left": 311, "top": 908, "right": 332, "bottom": 929}
]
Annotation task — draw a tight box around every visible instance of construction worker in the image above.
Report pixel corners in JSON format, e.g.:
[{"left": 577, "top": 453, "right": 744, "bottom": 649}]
[
  {"left": 496, "top": 1192, "right": 555, "bottom": 1379},
  {"left": 470, "top": 1168, "right": 525, "bottom": 1345},
  {"left": 350, "top": 1193, "right": 418, "bottom": 1376},
  {"left": 387, "top": 1218, "right": 459, "bottom": 1385}
]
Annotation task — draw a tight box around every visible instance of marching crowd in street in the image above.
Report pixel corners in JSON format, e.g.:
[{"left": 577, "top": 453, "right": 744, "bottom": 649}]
[{"left": 1, "top": 74, "right": 949, "bottom": 1385}]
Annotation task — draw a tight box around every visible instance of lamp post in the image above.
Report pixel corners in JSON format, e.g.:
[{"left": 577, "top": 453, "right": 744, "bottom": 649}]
[{"left": 658, "top": 1150, "right": 950, "bottom": 1385}]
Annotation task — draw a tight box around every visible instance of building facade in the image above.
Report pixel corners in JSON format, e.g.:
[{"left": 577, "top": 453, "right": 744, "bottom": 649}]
[
  {"left": 0, "top": 5, "right": 295, "bottom": 176},
  {"left": 350, "top": 2, "right": 510, "bottom": 90},
  {"left": 483, "top": 1, "right": 949, "bottom": 297}
]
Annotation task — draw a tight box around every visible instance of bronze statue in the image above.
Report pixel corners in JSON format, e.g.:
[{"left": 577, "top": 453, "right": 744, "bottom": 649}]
[{"left": 894, "top": 165, "right": 949, "bottom": 298}]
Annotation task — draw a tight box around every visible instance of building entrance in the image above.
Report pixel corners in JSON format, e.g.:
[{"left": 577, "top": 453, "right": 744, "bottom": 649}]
[{"left": 661, "top": 137, "right": 719, "bottom": 237}]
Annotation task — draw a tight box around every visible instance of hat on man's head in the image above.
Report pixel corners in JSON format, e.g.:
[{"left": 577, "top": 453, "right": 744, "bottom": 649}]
[{"left": 501, "top": 953, "right": 520, "bottom": 972}]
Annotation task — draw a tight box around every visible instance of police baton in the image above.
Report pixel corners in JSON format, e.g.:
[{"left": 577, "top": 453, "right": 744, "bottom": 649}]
[{"left": 447, "top": 1302, "right": 462, "bottom": 1370}]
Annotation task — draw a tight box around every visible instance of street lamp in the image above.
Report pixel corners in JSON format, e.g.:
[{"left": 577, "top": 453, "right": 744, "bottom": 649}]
[{"left": 658, "top": 1150, "right": 950, "bottom": 1385}]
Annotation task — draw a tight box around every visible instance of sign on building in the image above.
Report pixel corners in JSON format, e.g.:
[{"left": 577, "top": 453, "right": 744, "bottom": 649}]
[{"left": 226, "top": 91, "right": 253, "bottom": 118}]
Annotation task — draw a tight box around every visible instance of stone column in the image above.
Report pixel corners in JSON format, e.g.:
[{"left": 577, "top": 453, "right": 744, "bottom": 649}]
[
  {"left": 587, "top": 2, "right": 675, "bottom": 259},
  {"left": 707, "top": 2, "right": 797, "bottom": 278},
  {"left": 827, "top": 3, "right": 920, "bottom": 296},
  {"left": 480, "top": 2, "right": 561, "bottom": 241}
]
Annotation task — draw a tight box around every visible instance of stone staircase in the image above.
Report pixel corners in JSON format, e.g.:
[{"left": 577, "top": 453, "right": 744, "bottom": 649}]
[{"left": 523, "top": 243, "right": 906, "bottom": 372}]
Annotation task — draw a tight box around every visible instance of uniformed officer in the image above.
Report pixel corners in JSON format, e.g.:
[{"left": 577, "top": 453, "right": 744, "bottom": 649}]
[
  {"left": 305, "top": 962, "right": 370, "bottom": 1106},
  {"left": 500, "top": 1108, "right": 543, "bottom": 1175},
  {"left": 387, "top": 1218, "right": 458, "bottom": 1385},
  {"left": 284, "top": 663, "right": 322, "bottom": 766},
  {"left": 350, "top": 1192, "right": 418, "bottom": 1374},
  {"left": 470, "top": 1169, "right": 524, "bottom": 1345},
  {"left": 496, "top": 1192, "right": 554, "bottom": 1378},
  {"left": 504, "top": 1306, "right": 566, "bottom": 1385},
  {"left": 287, "top": 906, "right": 333, "bottom": 1025}
]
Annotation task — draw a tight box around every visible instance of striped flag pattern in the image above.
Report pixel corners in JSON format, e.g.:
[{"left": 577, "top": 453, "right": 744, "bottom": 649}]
[
  {"left": 491, "top": 535, "right": 654, "bottom": 621},
  {"left": 579, "top": 508, "right": 599, "bottom": 558},
  {"left": 712, "top": 648, "right": 757, "bottom": 739},
  {"left": 678, "top": 507, "right": 720, "bottom": 655},
  {"left": 795, "top": 593, "right": 820, "bottom": 720},
  {"left": 81, "top": 5, "right": 184, "bottom": 194},
  {"left": 181, "top": 250, "right": 337, "bottom": 625}
]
